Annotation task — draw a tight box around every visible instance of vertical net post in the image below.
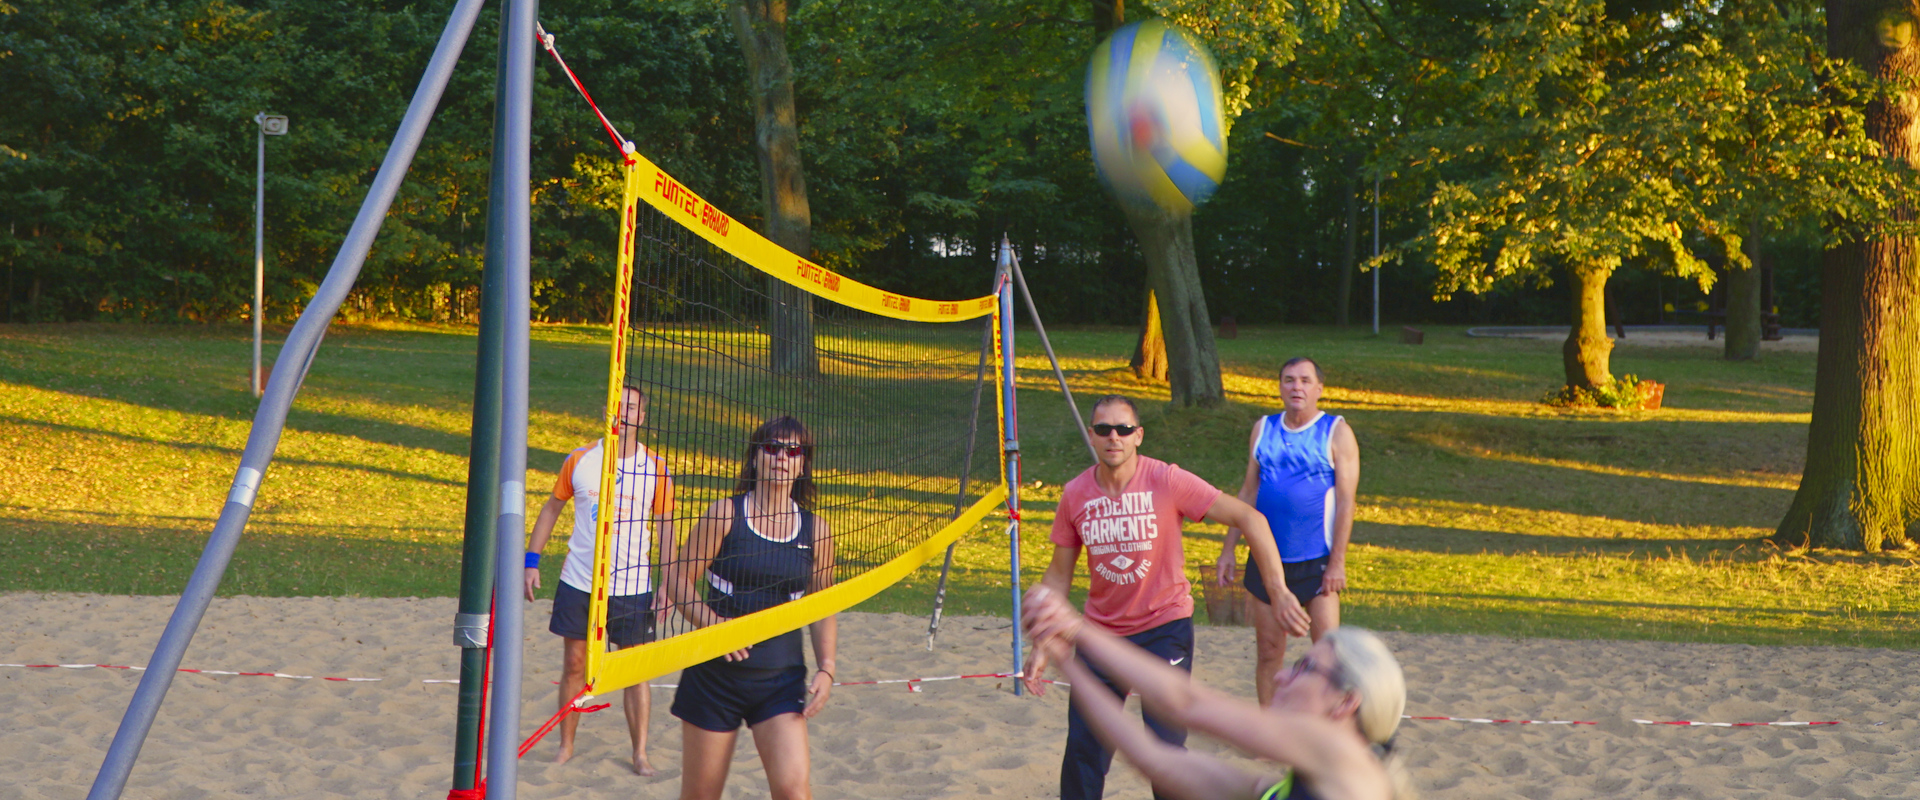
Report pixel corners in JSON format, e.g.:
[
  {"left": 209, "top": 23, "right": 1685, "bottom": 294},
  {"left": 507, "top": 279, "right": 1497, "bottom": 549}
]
[
  {"left": 997, "top": 237, "right": 1024, "bottom": 694},
  {"left": 483, "top": 0, "right": 538, "bottom": 795}
]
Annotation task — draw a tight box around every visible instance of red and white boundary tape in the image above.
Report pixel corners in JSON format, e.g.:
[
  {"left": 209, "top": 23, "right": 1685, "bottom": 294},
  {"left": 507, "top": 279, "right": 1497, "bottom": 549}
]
[
  {"left": 1403, "top": 715, "right": 1841, "bottom": 728},
  {"left": 6, "top": 662, "right": 1844, "bottom": 726},
  {"left": 1, "top": 663, "right": 381, "bottom": 682}
]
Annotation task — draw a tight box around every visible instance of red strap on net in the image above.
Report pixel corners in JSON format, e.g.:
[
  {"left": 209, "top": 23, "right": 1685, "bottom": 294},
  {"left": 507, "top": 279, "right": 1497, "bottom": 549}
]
[
  {"left": 518, "top": 686, "right": 612, "bottom": 759},
  {"left": 535, "top": 23, "right": 628, "bottom": 155}
]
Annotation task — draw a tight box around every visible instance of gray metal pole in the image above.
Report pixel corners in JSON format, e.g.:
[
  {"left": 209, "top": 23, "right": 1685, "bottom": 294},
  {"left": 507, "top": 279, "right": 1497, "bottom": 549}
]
[
  {"left": 83, "top": 3, "right": 487, "bottom": 798},
  {"left": 997, "top": 238, "right": 1023, "bottom": 696},
  {"left": 1005, "top": 248, "right": 1096, "bottom": 464},
  {"left": 484, "top": 0, "right": 537, "bottom": 794},
  {"left": 1371, "top": 176, "right": 1381, "bottom": 337},
  {"left": 254, "top": 120, "right": 265, "bottom": 398}
]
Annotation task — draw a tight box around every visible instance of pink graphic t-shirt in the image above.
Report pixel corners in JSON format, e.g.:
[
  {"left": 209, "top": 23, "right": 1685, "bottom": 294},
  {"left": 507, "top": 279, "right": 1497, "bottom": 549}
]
[{"left": 1051, "top": 456, "right": 1222, "bottom": 635}]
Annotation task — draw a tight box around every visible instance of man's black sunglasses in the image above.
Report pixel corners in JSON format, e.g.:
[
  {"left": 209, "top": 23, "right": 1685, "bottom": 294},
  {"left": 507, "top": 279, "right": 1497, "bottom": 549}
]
[{"left": 1091, "top": 423, "right": 1139, "bottom": 437}]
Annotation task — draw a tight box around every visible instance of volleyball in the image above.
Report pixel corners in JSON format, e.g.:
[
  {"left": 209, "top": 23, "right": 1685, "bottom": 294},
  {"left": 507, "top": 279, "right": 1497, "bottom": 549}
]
[{"left": 1085, "top": 19, "right": 1229, "bottom": 215}]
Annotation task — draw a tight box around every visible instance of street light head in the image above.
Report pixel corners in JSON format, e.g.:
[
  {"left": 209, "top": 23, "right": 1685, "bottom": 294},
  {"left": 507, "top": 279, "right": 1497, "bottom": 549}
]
[{"left": 259, "top": 114, "right": 289, "bottom": 136}]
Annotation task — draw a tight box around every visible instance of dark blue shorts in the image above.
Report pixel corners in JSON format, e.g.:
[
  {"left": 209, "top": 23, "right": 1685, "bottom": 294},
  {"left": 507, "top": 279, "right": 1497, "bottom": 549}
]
[
  {"left": 1245, "top": 555, "right": 1328, "bottom": 608},
  {"left": 548, "top": 581, "right": 655, "bottom": 648},
  {"left": 671, "top": 662, "right": 808, "bottom": 732}
]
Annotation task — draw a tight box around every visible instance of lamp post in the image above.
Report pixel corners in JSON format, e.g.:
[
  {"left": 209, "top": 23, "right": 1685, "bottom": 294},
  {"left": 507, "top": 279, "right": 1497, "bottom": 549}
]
[
  {"left": 1371, "top": 176, "right": 1381, "bottom": 337},
  {"left": 253, "top": 113, "right": 288, "bottom": 397}
]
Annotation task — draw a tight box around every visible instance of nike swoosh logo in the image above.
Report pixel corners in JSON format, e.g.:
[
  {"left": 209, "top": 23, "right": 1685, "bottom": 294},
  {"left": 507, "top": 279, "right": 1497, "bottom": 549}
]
[
  {"left": 797, "top": 545, "right": 811, "bottom": 549},
  {"left": 1169, "top": 656, "right": 1186, "bottom": 666}
]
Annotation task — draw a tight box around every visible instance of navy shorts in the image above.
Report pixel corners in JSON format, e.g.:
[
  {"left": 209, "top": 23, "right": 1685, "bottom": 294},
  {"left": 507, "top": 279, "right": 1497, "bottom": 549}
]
[
  {"left": 671, "top": 662, "right": 809, "bottom": 732},
  {"left": 548, "top": 581, "right": 656, "bottom": 648},
  {"left": 1245, "top": 555, "right": 1329, "bottom": 608}
]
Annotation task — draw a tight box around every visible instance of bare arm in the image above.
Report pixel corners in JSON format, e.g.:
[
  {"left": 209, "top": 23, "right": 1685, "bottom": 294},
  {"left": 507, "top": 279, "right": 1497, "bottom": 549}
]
[
  {"left": 523, "top": 496, "right": 568, "bottom": 601},
  {"left": 1021, "top": 544, "right": 1081, "bottom": 696},
  {"left": 1207, "top": 494, "right": 1309, "bottom": 637},
  {"left": 1217, "top": 419, "right": 1264, "bottom": 587},
  {"left": 666, "top": 499, "right": 732, "bottom": 629},
  {"left": 804, "top": 515, "right": 837, "bottom": 716},
  {"left": 1030, "top": 588, "right": 1389, "bottom": 800},
  {"left": 650, "top": 514, "right": 677, "bottom": 617},
  {"left": 1323, "top": 419, "right": 1360, "bottom": 594},
  {"left": 1049, "top": 639, "right": 1274, "bottom": 800}
]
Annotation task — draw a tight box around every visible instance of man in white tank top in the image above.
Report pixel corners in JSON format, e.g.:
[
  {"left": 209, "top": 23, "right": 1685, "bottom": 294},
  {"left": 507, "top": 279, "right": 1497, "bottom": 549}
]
[{"left": 522, "top": 385, "right": 677, "bottom": 774}]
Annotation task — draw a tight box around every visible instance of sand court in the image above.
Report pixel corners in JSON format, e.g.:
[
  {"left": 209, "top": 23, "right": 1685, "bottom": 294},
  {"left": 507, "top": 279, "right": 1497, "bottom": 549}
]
[{"left": 5, "top": 592, "right": 1916, "bottom": 799}]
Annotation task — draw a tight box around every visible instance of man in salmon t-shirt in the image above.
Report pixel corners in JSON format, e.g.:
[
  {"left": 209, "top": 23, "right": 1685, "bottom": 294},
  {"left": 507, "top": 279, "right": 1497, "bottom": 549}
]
[{"left": 1024, "top": 394, "right": 1308, "bottom": 800}]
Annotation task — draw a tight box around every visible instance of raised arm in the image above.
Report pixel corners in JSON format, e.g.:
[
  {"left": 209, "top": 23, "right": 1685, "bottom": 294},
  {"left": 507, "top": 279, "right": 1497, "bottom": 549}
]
[
  {"left": 1047, "top": 637, "right": 1274, "bottom": 800},
  {"left": 1028, "top": 587, "right": 1390, "bottom": 800},
  {"left": 1021, "top": 544, "right": 1081, "bottom": 696}
]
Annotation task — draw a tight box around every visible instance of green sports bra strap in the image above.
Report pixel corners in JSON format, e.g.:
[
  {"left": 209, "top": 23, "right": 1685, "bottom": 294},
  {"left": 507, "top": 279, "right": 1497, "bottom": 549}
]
[{"left": 1257, "top": 771, "right": 1294, "bottom": 800}]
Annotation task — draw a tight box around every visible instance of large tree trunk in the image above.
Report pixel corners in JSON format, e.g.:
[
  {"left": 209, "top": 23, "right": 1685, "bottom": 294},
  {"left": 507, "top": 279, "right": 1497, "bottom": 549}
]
[
  {"left": 1128, "top": 288, "right": 1169, "bottom": 380},
  {"left": 1127, "top": 205, "right": 1224, "bottom": 406},
  {"left": 1563, "top": 263, "right": 1615, "bottom": 389},
  {"left": 1724, "top": 216, "right": 1763, "bottom": 361},
  {"left": 732, "top": 0, "right": 816, "bottom": 375},
  {"left": 1777, "top": 0, "right": 1920, "bottom": 551},
  {"left": 1336, "top": 172, "right": 1360, "bottom": 326}
]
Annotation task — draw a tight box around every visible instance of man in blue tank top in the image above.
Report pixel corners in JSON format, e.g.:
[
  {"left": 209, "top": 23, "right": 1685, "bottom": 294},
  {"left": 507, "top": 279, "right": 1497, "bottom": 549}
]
[{"left": 1217, "top": 357, "right": 1360, "bottom": 706}]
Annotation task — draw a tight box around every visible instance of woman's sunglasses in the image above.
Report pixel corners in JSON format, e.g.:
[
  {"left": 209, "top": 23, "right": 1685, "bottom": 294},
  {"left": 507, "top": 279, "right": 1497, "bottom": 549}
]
[
  {"left": 1090, "top": 424, "right": 1139, "bottom": 437},
  {"left": 759, "top": 442, "right": 805, "bottom": 457}
]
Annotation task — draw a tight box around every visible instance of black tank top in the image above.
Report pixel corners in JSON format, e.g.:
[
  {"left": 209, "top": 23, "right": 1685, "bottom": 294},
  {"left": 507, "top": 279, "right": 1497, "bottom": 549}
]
[{"left": 702, "top": 493, "right": 815, "bottom": 670}]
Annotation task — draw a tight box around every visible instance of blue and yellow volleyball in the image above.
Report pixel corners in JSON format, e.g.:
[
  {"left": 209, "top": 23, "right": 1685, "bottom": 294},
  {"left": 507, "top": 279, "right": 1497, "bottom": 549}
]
[{"left": 1085, "top": 19, "right": 1229, "bottom": 215}]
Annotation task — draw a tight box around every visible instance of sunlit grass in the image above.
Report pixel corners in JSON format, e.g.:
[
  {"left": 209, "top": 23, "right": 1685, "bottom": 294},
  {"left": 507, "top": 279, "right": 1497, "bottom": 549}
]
[{"left": 2, "top": 321, "right": 1914, "bottom": 649}]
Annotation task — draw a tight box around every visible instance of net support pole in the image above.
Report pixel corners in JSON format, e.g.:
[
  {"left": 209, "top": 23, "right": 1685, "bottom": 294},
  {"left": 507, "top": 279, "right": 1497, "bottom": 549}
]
[
  {"left": 1006, "top": 247, "right": 1095, "bottom": 463},
  {"left": 483, "top": 0, "right": 537, "bottom": 795},
  {"left": 997, "top": 237, "right": 1024, "bottom": 695},
  {"left": 448, "top": 8, "right": 519, "bottom": 793},
  {"left": 82, "top": 2, "right": 486, "bottom": 798}
]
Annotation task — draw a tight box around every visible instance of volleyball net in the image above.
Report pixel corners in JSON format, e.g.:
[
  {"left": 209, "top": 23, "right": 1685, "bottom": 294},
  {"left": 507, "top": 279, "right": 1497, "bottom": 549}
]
[{"left": 576, "top": 150, "right": 1010, "bottom": 697}]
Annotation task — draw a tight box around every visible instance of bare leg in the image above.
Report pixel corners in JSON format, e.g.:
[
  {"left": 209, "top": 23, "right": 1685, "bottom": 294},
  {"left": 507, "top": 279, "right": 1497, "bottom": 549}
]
[
  {"left": 557, "top": 637, "right": 588, "bottom": 763},
  {"left": 678, "top": 722, "right": 738, "bottom": 800},
  {"left": 624, "top": 681, "right": 654, "bottom": 775},
  {"left": 1307, "top": 591, "right": 1340, "bottom": 641},
  {"left": 1248, "top": 595, "right": 1287, "bottom": 707},
  {"left": 750, "top": 712, "right": 812, "bottom": 800}
]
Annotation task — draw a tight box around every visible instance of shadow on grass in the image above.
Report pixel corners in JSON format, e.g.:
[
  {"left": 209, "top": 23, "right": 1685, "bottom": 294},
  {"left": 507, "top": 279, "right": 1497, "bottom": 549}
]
[
  {"left": 1356, "top": 522, "right": 1758, "bottom": 557},
  {"left": 0, "top": 416, "right": 467, "bottom": 487},
  {"left": 0, "top": 517, "right": 470, "bottom": 597}
]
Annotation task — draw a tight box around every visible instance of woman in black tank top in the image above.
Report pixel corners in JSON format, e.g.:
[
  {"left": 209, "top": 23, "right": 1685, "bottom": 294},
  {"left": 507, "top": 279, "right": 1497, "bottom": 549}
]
[{"left": 666, "top": 415, "right": 837, "bottom": 800}]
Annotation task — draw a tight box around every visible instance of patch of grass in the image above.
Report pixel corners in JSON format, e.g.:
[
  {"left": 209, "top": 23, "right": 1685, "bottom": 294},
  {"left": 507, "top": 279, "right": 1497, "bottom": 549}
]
[{"left": 3, "top": 322, "right": 1915, "bottom": 649}]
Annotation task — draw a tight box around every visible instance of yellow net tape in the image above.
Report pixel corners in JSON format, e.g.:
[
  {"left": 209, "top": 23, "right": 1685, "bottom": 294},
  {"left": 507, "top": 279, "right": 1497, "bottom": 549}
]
[
  {"left": 582, "top": 156, "right": 1006, "bottom": 695},
  {"left": 625, "top": 152, "right": 997, "bottom": 322}
]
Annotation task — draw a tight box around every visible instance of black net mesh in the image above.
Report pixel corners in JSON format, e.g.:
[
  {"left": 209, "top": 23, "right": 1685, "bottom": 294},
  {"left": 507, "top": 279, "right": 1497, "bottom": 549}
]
[{"left": 599, "top": 200, "right": 1000, "bottom": 651}]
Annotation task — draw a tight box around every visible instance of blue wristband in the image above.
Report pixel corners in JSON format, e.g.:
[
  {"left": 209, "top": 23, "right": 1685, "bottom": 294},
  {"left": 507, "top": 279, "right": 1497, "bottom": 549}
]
[{"left": 524, "top": 552, "right": 541, "bottom": 569}]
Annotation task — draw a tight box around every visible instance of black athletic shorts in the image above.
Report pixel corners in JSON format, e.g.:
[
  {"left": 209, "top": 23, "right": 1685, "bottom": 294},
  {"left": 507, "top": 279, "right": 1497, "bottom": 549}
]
[
  {"left": 671, "top": 662, "right": 809, "bottom": 732},
  {"left": 548, "top": 581, "right": 656, "bottom": 648},
  {"left": 1244, "top": 554, "right": 1329, "bottom": 608}
]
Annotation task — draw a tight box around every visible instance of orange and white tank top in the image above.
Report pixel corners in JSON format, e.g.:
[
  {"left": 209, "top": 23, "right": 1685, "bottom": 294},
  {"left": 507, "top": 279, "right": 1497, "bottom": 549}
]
[{"left": 550, "top": 440, "right": 673, "bottom": 595}]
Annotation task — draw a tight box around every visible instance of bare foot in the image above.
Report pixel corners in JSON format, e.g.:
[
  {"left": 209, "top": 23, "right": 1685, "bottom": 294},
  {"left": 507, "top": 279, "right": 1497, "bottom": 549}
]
[
  {"left": 632, "top": 753, "right": 656, "bottom": 777},
  {"left": 554, "top": 742, "right": 573, "bottom": 765}
]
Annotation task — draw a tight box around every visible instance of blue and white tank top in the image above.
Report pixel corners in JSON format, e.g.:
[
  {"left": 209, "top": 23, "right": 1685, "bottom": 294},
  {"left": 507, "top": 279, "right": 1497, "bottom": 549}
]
[
  {"left": 1252, "top": 411, "right": 1342, "bottom": 563},
  {"left": 703, "top": 493, "right": 815, "bottom": 670}
]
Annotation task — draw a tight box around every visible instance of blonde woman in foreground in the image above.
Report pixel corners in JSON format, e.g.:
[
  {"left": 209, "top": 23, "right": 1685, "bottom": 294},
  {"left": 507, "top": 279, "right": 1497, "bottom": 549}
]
[{"left": 1023, "top": 586, "right": 1413, "bottom": 800}]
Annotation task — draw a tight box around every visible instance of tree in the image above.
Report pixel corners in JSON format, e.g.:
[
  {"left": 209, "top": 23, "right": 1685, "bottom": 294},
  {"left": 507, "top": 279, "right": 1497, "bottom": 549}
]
[
  {"left": 731, "top": 0, "right": 817, "bottom": 374},
  {"left": 1776, "top": 0, "right": 1920, "bottom": 551},
  {"left": 1397, "top": 0, "right": 1732, "bottom": 390}
]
